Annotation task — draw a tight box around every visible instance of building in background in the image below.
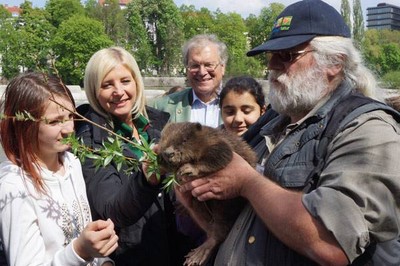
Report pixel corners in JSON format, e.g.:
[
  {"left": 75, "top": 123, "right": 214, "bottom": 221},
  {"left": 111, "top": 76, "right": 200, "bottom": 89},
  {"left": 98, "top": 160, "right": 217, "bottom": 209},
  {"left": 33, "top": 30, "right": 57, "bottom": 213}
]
[
  {"left": 2, "top": 4, "right": 21, "bottom": 17},
  {"left": 98, "top": 0, "right": 131, "bottom": 9},
  {"left": 366, "top": 2, "right": 400, "bottom": 30}
]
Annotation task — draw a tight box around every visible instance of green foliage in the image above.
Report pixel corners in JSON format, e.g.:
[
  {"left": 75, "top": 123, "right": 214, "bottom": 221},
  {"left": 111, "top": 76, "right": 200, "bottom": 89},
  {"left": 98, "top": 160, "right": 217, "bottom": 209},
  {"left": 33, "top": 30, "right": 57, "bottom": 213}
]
[
  {"left": 213, "top": 12, "right": 249, "bottom": 76},
  {"left": 0, "top": 4, "right": 11, "bottom": 19},
  {"left": 86, "top": 0, "right": 129, "bottom": 46},
  {"left": 382, "top": 71, "right": 400, "bottom": 90},
  {"left": 245, "top": 3, "right": 285, "bottom": 73},
  {"left": 133, "top": 0, "right": 184, "bottom": 76},
  {"left": 125, "top": 2, "right": 155, "bottom": 73},
  {"left": 51, "top": 15, "right": 113, "bottom": 85},
  {"left": 340, "top": 0, "right": 351, "bottom": 31},
  {"left": 18, "top": 5, "right": 55, "bottom": 71},
  {"left": 64, "top": 131, "right": 177, "bottom": 191},
  {"left": 0, "top": 4, "right": 54, "bottom": 80},
  {"left": 362, "top": 29, "right": 400, "bottom": 76},
  {"left": 380, "top": 44, "right": 400, "bottom": 74},
  {"left": 352, "top": 0, "right": 364, "bottom": 49},
  {"left": 0, "top": 17, "right": 20, "bottom": 79},
  {"left": 180, "top": 5, "right": 215, "bottom": 39},
  {"left": 45, "top": 0, "right": 85, "bottom": 28},
  {"left": 1, "top": 1, "right": 400, "bottom": 81}
]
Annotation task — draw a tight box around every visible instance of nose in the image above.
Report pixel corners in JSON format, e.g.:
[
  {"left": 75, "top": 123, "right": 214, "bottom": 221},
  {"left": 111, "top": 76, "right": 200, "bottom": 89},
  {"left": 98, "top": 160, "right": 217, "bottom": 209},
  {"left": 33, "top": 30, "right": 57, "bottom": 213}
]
[
  {"left": 61, "top": 120, "right": 74, "bottom": 135},
  {"left": 233, "top": 112, "right": 244, "bottom": 123},
  {"left": 162, "top": 148, "right": 175, "bottom": 161},
  {"left": 198, "top": 64, "right": 209, "bottom": 75},
  {"left": 113, "top": 83, "right": 125, "bottom": 95}
]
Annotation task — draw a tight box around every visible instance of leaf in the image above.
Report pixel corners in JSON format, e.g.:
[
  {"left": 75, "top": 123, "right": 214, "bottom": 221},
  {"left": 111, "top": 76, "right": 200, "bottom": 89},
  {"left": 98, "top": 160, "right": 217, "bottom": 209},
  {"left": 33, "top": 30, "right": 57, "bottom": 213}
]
[
  {"left": 104, "top": 155, "right": 113, "bottom": 166},
  {"left": 161, "top": 174, "right": 178, "bottom": 192}
]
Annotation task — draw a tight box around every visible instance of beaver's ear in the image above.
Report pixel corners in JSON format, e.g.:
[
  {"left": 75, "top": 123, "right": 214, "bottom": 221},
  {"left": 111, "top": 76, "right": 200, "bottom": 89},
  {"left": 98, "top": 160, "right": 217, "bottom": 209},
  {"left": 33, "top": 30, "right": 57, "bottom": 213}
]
[{"left": 195, "top": 122, "right": 202, "bottom": 131}]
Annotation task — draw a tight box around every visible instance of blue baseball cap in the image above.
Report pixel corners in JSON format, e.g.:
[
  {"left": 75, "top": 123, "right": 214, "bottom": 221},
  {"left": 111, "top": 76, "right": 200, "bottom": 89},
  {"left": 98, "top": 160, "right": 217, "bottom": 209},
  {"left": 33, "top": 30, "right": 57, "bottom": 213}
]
[{"left": 247, "top": 0, "right": 351, "bottom": 56}]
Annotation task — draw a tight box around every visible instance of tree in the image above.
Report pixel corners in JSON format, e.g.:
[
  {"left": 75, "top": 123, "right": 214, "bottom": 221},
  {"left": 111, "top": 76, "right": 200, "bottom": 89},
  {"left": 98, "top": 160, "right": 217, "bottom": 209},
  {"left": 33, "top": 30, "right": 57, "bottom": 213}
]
[
  {"left": 0, "top": 2, "right": 54, "bottom": 80},
  {"left": 125, "top": 2, "right": 154, "bottom": 73},
  {"left": 352, "top": 0, "right": 364, "bottom": 49},
  {"left": 245, "top": 3, "right": 285, "bottom": 75},
  {"left": 86, "top": 0, "right": 129, "bottom": 46},
  {"left": 340, "top": 0, "right": 351, "bottom": 31},
  {"left": 180, "top": 5, "right": 215, "bottom": 40},
  {"left": 0, "top": 5, "right": 14, "bottom": 79},
  {"left": 0, "top": 4, "right": 10, "bottom": 19},
  {"left": 17, "top": 2, "right": 55, "bottom": 71},
  {"left": 128, "top": 0, "right": 184, "bottom": 76},
  {"left": 213, "top": 11, "right": 251, "bottom": 76},
  {"left": 0, "top": 19, "right": 20, "bottom": 79},
  {"left": 45, "top": 0, "right": 85, "bottom": 28},
  {"left": 51, "top": 15, "right": 113, "bottom": 85},
  {"left": 363, "top": 29, "right": 400, "bottom": 75}
]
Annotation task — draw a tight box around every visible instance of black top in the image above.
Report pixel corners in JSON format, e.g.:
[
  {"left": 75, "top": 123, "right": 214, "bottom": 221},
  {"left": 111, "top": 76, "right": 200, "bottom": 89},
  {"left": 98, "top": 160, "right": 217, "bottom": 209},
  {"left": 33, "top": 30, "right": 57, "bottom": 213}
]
[{"left": 75, "top": 105, "right": 194, "bottom": 266}]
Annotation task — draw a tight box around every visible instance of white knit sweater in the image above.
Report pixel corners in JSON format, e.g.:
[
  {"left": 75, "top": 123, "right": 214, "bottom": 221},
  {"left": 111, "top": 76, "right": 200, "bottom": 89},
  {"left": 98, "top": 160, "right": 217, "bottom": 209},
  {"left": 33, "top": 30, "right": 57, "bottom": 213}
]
[{"left": 0, "top": 152, "right": 108, "bottom": 266}]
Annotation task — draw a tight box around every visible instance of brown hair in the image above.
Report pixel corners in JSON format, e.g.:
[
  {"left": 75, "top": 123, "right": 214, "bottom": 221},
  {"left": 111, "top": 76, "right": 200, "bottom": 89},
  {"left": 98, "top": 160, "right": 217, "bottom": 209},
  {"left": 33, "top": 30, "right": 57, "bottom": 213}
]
[
  {"left": 386, "top": 95, "right": 400, "bottom": 112},
  {"left": 0, "top": 72, "right": 74, "bottom": 192}
]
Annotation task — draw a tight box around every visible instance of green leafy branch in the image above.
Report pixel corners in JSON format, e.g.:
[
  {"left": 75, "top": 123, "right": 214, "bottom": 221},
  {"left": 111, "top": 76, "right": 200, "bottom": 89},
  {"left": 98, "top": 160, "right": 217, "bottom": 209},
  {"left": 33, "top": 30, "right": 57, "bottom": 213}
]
[
  {"left": 63, "top": 131, "right": 178, "bottom": 191},
  {"left": 0, "top": 95, "right": 178, "bottom": 191}
]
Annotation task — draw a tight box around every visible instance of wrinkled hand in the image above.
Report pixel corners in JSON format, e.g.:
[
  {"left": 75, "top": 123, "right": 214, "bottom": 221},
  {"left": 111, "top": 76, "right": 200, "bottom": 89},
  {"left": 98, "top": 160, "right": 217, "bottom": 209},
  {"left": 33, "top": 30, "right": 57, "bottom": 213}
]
[
  {"left": 178, "top": 152, "right": 257, "bottom": 201},
  {"left": 73, "top": 219, "right": 119, "bottom": 261}
]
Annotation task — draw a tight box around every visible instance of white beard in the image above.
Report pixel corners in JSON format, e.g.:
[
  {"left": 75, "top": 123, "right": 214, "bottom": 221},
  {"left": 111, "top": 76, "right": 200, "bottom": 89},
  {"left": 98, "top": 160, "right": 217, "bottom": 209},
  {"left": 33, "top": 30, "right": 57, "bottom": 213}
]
[{"left": 268, "top": 65, "right": 329, "bottom": 117}]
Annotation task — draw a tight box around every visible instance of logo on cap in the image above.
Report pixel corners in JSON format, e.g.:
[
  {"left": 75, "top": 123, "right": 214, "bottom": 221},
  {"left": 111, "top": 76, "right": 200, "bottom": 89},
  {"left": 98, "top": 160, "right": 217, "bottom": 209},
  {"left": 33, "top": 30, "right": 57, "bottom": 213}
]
[{"left": 272, "top": 16, "right": 293, "bottom": 34}]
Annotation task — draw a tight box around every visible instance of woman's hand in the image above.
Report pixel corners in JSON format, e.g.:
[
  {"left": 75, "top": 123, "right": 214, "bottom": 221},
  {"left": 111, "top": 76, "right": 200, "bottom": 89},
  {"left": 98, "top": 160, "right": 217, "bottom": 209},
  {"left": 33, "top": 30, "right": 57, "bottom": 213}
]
[{"left": 73, "top": 219, "right": 119, "bottom": 261}]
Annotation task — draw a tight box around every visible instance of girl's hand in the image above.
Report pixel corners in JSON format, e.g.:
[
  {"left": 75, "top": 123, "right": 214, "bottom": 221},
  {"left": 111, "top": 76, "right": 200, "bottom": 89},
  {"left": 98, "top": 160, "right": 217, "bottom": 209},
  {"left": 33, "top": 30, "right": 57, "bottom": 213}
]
[{"left": 73, "top": 219, "right": 119, "bottom": 261}]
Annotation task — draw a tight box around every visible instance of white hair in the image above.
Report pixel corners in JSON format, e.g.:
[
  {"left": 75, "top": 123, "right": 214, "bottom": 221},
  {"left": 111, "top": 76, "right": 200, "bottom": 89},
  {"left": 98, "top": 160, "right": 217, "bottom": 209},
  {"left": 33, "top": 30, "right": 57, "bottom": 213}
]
[{"left": 310, "top": 36, "right": 383, "bottom": 101}]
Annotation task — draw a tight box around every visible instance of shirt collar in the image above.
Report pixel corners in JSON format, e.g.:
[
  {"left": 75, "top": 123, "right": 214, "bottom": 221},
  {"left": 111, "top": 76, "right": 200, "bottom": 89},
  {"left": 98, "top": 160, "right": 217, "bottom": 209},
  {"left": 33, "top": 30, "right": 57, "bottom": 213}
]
[
  {"left": 191, "top": 88, "right": 221, "bottom": 105},
  {"left": 113, "top": 114, "right": 150, "bottom": 140}
]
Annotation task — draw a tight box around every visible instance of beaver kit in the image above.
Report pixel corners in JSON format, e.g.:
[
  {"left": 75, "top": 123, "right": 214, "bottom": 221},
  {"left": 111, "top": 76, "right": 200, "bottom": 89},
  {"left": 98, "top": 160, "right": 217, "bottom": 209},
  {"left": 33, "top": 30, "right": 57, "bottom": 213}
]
[{"left": 158, "top": 122, "right": 257, "bottom": 266}]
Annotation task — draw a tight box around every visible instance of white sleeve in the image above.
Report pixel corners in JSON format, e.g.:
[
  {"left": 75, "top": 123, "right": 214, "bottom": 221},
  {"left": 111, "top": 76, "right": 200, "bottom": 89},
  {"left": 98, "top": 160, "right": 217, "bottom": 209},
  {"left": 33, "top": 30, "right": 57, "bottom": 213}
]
[{"left": 0, "top": 178, "right": 88, "bottom": 266}]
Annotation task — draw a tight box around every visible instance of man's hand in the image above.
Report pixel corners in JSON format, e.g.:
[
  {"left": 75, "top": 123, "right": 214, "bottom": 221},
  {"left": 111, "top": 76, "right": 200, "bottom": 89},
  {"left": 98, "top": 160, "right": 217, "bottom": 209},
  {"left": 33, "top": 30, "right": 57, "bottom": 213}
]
[{"left": 178, "top": 152, "right": 258, "bottom": 201}]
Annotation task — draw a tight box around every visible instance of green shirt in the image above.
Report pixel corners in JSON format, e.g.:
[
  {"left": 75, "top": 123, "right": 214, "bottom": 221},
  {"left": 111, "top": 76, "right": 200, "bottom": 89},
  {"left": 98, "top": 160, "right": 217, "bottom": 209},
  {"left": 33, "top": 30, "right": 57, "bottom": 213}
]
[{"left": 113, "top": 114, "right": 150, "bottom": 158}]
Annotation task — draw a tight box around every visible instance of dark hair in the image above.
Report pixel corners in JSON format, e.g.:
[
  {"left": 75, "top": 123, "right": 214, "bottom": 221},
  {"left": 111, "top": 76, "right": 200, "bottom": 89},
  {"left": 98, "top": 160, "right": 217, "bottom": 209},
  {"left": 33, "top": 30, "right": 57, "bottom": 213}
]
[
  {"left": 386, "top": 95, "right": 400, "bottom": 112},
  {"left": 219, "top": 76, "right": 265, "bottom": 109},
  {"left": 0, "top": 72, "right": 74, "bottom": 192}
]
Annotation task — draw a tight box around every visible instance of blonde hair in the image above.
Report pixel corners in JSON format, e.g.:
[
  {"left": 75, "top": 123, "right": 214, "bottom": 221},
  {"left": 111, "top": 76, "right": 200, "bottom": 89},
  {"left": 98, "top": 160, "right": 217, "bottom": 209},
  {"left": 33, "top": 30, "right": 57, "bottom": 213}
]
[{"left": 84, "top": 46, "right": 147, "bottom": 122}]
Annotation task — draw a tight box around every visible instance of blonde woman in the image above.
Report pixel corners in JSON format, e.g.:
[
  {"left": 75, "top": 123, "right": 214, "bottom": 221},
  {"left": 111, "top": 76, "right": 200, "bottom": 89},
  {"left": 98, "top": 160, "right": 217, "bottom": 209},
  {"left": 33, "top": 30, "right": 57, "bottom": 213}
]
[{"left": 76, "top": 47, "right": 192, "bottom": 265}]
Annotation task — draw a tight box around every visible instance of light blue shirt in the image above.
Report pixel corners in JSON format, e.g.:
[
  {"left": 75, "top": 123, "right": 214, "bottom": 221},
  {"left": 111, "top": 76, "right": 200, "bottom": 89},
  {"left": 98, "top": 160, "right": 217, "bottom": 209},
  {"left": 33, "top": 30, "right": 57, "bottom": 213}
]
[{"left": 190, "top": 91, "right": 221, "bottom": 128}]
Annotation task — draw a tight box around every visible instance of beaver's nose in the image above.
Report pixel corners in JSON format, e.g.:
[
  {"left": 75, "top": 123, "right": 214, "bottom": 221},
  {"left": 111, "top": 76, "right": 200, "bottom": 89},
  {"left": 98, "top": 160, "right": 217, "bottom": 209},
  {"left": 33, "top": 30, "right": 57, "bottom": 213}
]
[{"left": 162, "top": 147, "right": 175, "bottom": 161}]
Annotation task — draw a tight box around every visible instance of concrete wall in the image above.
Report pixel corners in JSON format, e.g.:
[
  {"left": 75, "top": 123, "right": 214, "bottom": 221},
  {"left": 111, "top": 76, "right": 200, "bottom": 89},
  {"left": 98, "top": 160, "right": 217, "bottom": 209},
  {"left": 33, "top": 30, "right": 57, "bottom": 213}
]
[{"left": 0, "top": 77, "right": 271, "bottom": 107}]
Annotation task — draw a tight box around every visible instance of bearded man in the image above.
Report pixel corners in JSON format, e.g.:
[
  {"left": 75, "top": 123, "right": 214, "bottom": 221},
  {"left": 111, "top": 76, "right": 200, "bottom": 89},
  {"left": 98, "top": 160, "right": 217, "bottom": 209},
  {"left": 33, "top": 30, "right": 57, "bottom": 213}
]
[{"left": 176, "top": 0, "right": 400, "bottom": 265}]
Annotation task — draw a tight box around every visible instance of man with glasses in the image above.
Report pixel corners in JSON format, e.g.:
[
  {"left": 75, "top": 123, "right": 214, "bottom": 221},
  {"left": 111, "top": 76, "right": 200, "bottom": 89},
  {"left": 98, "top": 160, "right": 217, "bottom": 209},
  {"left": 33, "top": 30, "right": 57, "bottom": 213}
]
[
  {"left": 178, "top": 0, "right": 400, "bottom": 265},
  {"left": 149, "top": 34, "right": 227, "bottom": 128}
]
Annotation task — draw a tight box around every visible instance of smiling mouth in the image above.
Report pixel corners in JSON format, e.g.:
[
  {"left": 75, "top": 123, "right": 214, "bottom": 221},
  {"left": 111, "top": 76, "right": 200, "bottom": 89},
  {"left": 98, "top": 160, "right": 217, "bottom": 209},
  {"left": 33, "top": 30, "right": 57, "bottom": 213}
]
[
  {"left": 196, "top": 77, "right": 212, "bottom": 82},
  {"left": 111, "top": 98, "right": 128, "bottom": 105}
]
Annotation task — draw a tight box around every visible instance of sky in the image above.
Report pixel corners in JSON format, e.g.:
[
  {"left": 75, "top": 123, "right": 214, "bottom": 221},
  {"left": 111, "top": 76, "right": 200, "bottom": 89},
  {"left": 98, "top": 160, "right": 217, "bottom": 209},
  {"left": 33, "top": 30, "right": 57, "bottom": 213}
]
[{"left": 0, "top": 0, "right": 399, "bottom": 19}]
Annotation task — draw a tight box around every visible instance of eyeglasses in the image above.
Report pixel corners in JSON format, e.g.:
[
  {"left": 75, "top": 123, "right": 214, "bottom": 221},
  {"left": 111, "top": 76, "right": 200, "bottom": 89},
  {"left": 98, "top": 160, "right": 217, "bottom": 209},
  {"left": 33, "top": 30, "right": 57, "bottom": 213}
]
[
  {"left": 268, "top": 50, "right": 315, "bottom": 63},
  {"left": 187, "top": 62, "right": 221, "bottom": 73}
]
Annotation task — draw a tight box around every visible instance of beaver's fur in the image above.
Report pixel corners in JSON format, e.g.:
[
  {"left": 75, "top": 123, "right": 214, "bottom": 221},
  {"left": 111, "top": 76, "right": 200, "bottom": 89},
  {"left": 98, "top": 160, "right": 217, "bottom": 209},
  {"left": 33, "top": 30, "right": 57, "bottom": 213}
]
[{"left": 158, "top": 122, "right": 257, "bottom": 266}]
